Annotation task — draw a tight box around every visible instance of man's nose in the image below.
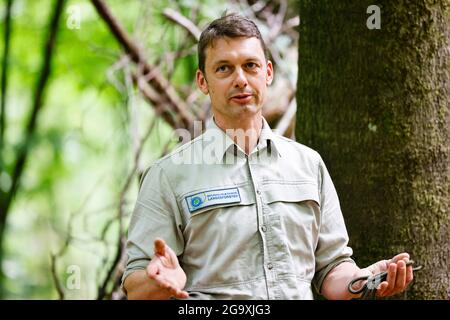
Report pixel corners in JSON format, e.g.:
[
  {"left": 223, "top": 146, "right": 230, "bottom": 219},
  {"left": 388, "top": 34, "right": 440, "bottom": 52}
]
[{"left": 233, "top": 68, "right": 248, "bottom": 88}]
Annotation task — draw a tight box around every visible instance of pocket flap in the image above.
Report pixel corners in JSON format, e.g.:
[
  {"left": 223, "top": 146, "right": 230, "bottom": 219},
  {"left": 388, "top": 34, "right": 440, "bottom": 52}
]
[{"left": 262, "top": 182, "right": 320, "bottom": 206}]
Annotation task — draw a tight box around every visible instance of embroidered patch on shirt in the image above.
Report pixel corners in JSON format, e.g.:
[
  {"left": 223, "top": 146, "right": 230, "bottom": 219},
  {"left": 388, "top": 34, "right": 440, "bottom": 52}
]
[{"left": 185, "top": 187, "right": 241, "bottom": 213}]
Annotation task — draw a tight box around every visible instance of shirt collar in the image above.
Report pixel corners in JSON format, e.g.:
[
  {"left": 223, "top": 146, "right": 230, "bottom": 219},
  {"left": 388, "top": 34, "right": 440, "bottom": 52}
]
[{"left": 203, "top": 116, "right": 282, "bottom": 163}]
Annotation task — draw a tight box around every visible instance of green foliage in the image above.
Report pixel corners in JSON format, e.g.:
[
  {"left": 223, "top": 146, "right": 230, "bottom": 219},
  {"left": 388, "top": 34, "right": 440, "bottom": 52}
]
[{"left": 0, "top": 0, "right": 299, "bottom": 299}]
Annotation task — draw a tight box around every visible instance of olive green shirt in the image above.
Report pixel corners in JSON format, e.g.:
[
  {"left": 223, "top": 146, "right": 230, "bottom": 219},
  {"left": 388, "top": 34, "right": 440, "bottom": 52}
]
[{"left": 122, "top": 117, "right": 354, "bottom": 299}]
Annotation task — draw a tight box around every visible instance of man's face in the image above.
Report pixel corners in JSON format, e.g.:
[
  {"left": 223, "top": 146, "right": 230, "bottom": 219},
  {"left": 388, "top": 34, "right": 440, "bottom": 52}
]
[{"left": 196, "top": 36, "right": 273, "bottom": 125}]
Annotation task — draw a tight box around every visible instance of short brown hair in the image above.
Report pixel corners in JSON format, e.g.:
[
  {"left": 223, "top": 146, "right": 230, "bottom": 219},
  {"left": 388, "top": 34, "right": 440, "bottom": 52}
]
[{"left": 198, "top": 13, "right": 268, "bottom": 74}]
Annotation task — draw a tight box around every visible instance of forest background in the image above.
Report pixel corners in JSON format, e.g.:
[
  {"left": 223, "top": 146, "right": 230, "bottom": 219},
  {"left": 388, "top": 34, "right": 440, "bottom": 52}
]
[{"left": 0, "top": 0, "right": 448, "bottom": 299}]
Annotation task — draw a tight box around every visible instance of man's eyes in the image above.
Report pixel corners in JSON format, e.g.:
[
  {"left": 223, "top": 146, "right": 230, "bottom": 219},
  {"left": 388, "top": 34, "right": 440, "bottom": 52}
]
[
  {"left": 216, "top": 65, "right": 230, "bottom": 73},
  {"left": 245, "top": 62, "right": 258, "bottom": 69},
  {"left": 215, "top": 62, "right": 259, "bottom": 73}
]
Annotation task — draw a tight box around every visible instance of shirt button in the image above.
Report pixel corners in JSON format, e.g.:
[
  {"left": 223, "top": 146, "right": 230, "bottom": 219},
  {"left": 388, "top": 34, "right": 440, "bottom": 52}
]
[
  {"left": 256, "top": 189, "right": 261, "bottom": 195},
  {"left": 261, "top": 225, "right": 267, "bottom": 232},
  {"left": 267, "top": 263, "right": 273, "bottom": 270}
]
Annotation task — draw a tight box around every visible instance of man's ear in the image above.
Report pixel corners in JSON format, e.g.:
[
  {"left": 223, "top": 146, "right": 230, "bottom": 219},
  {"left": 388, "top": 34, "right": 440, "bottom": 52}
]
[
  {"left": 196, "top": 69, "right": 209, "bottom": 95},
  {"left": 266, "top": 60, "right": 274, "bottom": 86}
]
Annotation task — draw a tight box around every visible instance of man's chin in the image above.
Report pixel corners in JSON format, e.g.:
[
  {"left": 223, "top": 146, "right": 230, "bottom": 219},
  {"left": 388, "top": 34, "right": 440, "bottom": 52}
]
[{"left": 231, "top": 103, "right": 260, "bottom": 114}]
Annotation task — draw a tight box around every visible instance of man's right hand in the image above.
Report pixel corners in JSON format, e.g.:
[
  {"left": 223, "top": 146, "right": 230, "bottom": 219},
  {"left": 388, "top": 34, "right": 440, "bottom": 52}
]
[
  {"left": 146, "top": 238, "right": 189, "bottom": 299},
  {"left": 124, "top": 238, "right": 188, "bottom": 300}
]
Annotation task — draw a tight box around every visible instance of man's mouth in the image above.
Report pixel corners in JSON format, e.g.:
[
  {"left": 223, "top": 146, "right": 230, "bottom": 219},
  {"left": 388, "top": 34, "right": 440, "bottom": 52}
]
[{"left": 230, "top": 93, "right": 253, "bottom": 104}]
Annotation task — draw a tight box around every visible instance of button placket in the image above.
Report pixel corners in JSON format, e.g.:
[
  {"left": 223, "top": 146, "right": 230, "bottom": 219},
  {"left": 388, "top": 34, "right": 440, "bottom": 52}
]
[{"left": 245, "top": 155, "right": 272, "bottom": 299}]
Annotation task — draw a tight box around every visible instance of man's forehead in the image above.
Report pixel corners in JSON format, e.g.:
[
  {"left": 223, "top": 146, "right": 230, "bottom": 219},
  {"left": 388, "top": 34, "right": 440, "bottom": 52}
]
[{"left": 206, "top": 36, "right": 265, "bottom": 63}]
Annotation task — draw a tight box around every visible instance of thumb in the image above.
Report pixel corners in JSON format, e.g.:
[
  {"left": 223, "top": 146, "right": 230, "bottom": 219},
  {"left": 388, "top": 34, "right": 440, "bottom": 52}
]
[
  {"left": 389, "top": 252, "right": 410, "bottom": 264},
  {"left": 367, "top": 259, "right": 389, "bottom": 274}
]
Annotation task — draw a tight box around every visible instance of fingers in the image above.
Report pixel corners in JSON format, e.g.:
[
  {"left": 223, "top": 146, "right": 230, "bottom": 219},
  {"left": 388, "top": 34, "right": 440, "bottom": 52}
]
[
  {"left": 376, "top": 263, "right": 398, "bottom": 297},
  {"left": 172, "top": 288, "right": 190, "bottom": 299},
  {"left": 376, "top": 281, "right": 389, "bottom": 296},
  {"left": 406, "top": 261, "right": 414, "bottom": 285},
  {"left": 154, "top": 238, "right": 166, "bottom": 256},
  {"left": 384, "top": 263, "right": 398, "bottom": 294},
  {"left": 372, "top": 253, "right": 417, "bottom": 298},
  {"left": 394, "top": 260, "right": 407, "bottom": 291},
  {"left": 164, "top": 283, "right": 189, "bottom": 299},
  {"left": 377, "top": 260, "right": 413, "bottom": 298},
  {"left": 166, "top": 244, "right": 181, "bottom": 267},
  {"left": 154, "top": 238, "right": 180, "bottom": 267}
]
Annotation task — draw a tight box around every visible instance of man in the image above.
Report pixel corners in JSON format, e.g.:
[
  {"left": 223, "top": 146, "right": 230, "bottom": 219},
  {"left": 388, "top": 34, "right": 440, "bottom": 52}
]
[{"left": 122, "top": 13, "right": 415, "bottom": 300}]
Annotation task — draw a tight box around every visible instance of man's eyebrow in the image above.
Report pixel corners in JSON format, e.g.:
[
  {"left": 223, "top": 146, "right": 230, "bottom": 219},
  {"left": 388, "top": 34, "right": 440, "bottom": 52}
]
[
  {"left": 212, "top": 60, "right": 231, "bottom": 67},
  {"left": 212, "top": 57, "right": 262, "bottom": 67}
]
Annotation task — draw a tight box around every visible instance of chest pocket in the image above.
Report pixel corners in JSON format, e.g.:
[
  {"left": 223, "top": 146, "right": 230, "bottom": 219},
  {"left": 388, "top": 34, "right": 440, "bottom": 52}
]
[{"left": 261, "top": 181, "right": 321, "bottom": 236}]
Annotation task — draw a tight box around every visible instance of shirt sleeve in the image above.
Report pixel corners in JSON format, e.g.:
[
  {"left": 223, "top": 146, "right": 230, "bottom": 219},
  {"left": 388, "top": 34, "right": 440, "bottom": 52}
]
[
  {"left": 121, "top": 163, "right": 185, "bottom": 291},
  {"left": 312, "top": 156, "right": 355, "bottom": 294}
]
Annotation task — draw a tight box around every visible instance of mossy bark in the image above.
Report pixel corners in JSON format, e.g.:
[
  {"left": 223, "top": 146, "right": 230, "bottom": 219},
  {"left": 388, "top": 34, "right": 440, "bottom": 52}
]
[{"left": 297, "top": 1, "right": 450, "bottom": 299}]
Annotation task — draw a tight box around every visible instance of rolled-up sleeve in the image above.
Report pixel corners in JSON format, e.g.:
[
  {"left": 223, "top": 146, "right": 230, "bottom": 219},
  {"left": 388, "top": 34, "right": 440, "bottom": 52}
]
[
  {"left": 312, "top": 157, "right": 355, "bottom": 294},
  {"left": 121, "top": 163, "right": 185, "bottom": 290}
]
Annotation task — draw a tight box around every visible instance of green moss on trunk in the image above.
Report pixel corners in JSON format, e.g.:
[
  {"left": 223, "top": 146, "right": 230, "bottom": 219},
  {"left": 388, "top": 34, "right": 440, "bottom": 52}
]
[{"left": 297, "top": 0, "right": 450, "bottom": 299}]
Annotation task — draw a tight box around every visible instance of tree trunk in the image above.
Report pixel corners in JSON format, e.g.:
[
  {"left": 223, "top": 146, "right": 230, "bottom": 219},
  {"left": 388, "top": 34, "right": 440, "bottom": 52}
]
[{"left": 296, "top": 0, "right": 450, "bottom": 299}]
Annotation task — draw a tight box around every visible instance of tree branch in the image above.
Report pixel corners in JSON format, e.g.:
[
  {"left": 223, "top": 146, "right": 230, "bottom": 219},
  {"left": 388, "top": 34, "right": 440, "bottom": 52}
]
[
  {"left": 50, "top": 254, "right": 65, "bottom": 300},
  {"left": 162, "top": 8, "right": 201, "bottom": 41},
  {"left": 132, "top": 72, "right": 178, "bottom": 128},
  {"left": 0, "top": 0, "right": 66, "bottom": 262},
  {"left": 90, "top": 0, "right": 195, "bottom": 130},
  {"left": 0, "top": 0, "right": 13, "bottom": 150},
  {"left": 274, "top": 97, "right": 296, "bottom": 137}
]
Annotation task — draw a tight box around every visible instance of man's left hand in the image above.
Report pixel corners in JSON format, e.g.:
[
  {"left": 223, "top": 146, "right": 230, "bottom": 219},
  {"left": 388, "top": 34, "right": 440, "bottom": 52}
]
[{"left": 363, "top": 252, "right": 414, "bottom": 297}]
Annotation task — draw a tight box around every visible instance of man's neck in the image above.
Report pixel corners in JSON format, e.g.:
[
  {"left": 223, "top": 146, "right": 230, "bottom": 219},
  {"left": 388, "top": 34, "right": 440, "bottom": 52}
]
[{"left": 213, "top": 114, "right": 263, "bottom": 155}]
